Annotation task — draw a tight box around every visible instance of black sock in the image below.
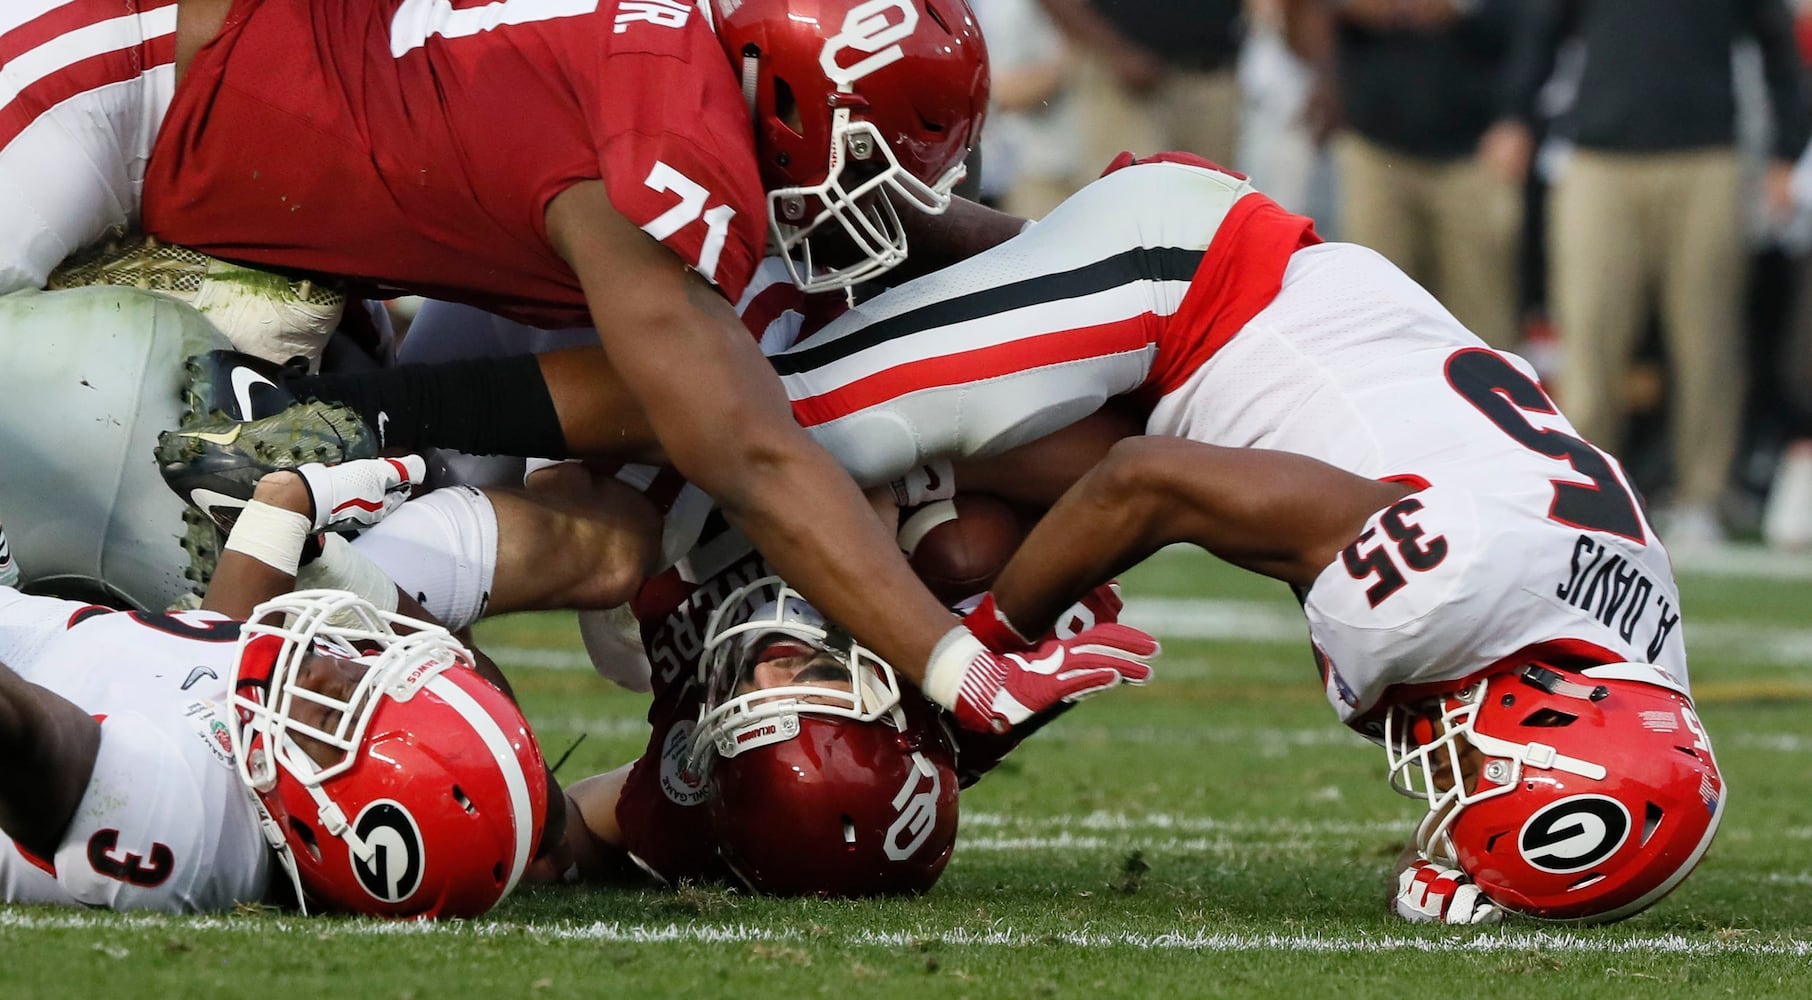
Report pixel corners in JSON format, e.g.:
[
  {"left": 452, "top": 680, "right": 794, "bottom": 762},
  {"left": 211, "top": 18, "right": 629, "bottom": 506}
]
[{"left": 287, "top": 354, "right": 569, "bottom": 458}]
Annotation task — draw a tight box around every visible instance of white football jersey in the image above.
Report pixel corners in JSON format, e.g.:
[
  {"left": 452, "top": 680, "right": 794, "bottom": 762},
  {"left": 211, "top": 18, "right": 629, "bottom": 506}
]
[
  {"left": 765, "top": 162, "right": 1686, "bottom": 727},
  {"left": 0, "top": 591, "right": 272, "bottom": 912},
  {"left": 1153, "top": 242, "right": 1684, "bottom": 723}
]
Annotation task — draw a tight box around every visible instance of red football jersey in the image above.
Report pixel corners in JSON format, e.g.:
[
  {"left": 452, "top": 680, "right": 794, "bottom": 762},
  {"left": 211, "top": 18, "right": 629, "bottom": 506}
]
[
  {"left": 613, "top": 531, "right": 774, "bottom": 885},
  {"left": 143, "top": 0, "right": 767, "bottom": 327}
]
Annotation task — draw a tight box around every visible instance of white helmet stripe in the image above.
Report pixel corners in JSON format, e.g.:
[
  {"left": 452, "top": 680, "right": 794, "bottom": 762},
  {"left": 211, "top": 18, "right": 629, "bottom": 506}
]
[{"left": 425, "top": 676, "right": 534, "bottom": 897}]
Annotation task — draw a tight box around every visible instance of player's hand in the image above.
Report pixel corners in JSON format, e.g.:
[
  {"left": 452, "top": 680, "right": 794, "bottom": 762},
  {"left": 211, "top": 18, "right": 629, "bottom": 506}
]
[
  {"left": 925, "top": 621, "right": 1158, "bottom": 734},
  {"left": 1393, "top": 860, "right": 1504, "bottom": 925},
  {"left": 966, "top": 583, "right": 1127, "bottom": 649},
  {"left": 293, "top": 456, "right": 425, "bottom": 532}
]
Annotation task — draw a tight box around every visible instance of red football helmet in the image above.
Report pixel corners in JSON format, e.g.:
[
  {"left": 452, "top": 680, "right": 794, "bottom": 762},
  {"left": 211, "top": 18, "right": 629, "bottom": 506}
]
[
  {"left": 228, "top": 590, "right": 549, "bottom": 918},
  {"left": 711, "top": 0, "right": 990, "bottom": 291},
  {"left": 1385, "top": 661, "right": 1724, "bottom": 923},
  {"left": 690, "top": 576, "right": 959, "bottom": 896}
]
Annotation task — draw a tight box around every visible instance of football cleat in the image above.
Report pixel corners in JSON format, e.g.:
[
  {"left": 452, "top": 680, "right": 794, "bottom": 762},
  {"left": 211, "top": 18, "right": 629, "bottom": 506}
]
[
  {"left": 0, "top": 517, "right": 18, "bottom": 589},
  {"left": 156, "top": 400, "right": 378, "bottom": 535},
  {"left": 179, "top": 349, "right": 308, "bottom": 425}
]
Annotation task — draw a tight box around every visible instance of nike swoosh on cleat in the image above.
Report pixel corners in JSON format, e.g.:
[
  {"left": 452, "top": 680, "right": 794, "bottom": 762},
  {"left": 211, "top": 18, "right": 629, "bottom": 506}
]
[
  {"left": 186, "top": 427, "right": 244, "bottom": 446},
  {"left": 230, "top": 366, "right": 279, "bottom": 420},
  {"left": 188, "top": 488, "right": 251, "bottom": 529}
]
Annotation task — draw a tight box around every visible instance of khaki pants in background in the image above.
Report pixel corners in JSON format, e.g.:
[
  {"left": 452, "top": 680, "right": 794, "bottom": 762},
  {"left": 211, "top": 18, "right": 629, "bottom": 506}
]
[
  {"left": 1548, "top": 148, "right": 1747, "bottom": 509},
  {"left": 1073, "top": 57, "right": 1242, "bottom": 181},
  {"left": 1335, "top": 133, "right": 1523, "bottom": 350}
]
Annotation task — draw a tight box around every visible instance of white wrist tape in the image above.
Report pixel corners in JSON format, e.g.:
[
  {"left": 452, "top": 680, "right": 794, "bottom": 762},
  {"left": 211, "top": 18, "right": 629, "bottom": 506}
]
[
  {"left": 222, "top": 501, "right": 313, "bottom": 577},
  {"left": 897, "top": 499, "right": 958, "bottom": 556},
  {"left": 922, "top": 625, "right": 987, "bottom": 709},
  {"left": 296, "top": 534, "right": 399, "bottom": 616}
]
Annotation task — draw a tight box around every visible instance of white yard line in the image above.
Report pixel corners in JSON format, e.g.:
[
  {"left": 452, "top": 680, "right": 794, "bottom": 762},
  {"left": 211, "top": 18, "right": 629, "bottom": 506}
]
[
  {"left": 961, "top": 812, "right": 1400, "bottom": 836},
  {"left": 1, "top": 909, "right": 1805, "bottom": 956}
]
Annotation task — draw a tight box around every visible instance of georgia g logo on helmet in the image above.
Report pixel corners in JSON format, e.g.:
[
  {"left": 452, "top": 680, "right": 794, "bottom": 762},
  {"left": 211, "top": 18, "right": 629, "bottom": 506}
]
[
  {"left": 820, "top": 0, "right": 918, "bottom": 87},
  {"left": 351, "top": 800, "right": 426, "bottom": 903},
  {"left": 1517, "top": 794, "right": 1632, "bottom": 874}
]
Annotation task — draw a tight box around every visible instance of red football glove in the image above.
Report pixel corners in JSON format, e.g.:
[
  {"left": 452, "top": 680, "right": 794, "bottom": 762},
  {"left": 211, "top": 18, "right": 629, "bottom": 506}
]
[
  {"left": 924, "top": 620, "right": 1158, "bottom": 734},
  {"left": 962, "top": 582, "right": 1125, "bottom": 651}
]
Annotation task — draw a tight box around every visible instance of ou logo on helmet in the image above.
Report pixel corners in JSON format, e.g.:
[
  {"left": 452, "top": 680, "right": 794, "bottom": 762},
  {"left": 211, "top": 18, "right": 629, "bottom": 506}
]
[
  {"left": 820, "top": 0, "right": 919, "bottom": 87},
  {"left": 1517, "top": 795, "right": 1632, "bottom": 874},
  {"left": 350, "top": 800, "right": 425, "bottom": 903},
  {"left": 884, "top": 753, "right": 942, "bottom": 861}
]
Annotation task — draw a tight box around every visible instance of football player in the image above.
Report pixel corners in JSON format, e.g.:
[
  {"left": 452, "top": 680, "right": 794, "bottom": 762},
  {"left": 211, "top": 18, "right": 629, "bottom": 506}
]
[
  {"left": 550, "top": 569, "right": 967, "bottom": 897},
  {"left": 753, "top": 152, "right": 1726, "bottom": 924},
  {"left": 0, "top": 457, "right": 554, "bottom": 916},
  {"left": 508, "top": 463, "right": 1142, "bottom": 896},
  {"left": 299, "top": 448, "right": 1142, "bottom": 897},
  {"left": 144, "top": 0, "right": 1143, "bottom": 740}
]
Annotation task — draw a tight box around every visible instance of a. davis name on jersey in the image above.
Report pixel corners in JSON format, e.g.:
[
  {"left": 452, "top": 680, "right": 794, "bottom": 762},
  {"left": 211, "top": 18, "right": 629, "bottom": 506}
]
[{"left": 1555, "top": 535, "right": 1682, "bottom": 661}]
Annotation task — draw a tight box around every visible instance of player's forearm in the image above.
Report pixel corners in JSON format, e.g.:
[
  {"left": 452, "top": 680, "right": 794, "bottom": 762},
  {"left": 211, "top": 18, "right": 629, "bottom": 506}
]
[
  {"left": 204, "top": 472, "right": 314, "bottom": 618},
  {"left": 536, "top": 346, "right": 666, "bottom": 463},
  {"left": 0, "top": 664, "right": 102, "bottom": 858},
  {"left": 995, "top": 440, "right": 1417, "bottom": 633},
  {"left": 989, "top": 445, "right": 1176, "bottom": 637},
  {"left": 702, "top": 425, "right": 956, "bottom": 679},
  {"left": 552, "top": 767, "right": 651, "bottom": 884},
  {"left": 953, "top": 407, "right": 1139, "bottom": 508}
]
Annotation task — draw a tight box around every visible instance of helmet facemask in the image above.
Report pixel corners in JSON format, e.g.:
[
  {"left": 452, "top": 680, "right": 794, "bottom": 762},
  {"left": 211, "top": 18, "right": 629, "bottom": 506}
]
[
  {"left": 720, "top": 0, "right": 987, "bottom": 295},
  {"left": 1385, "top": 667, "right": 1610, "bottom": 867},
  {"left": 689, "top": 575, "right": 905, "bottom": 773},
  {"left": 229, "top": 589, "right": 472, "bottom": 912},
  {"left": 763, "top": 98, "right": 965, "bottom": 294}
]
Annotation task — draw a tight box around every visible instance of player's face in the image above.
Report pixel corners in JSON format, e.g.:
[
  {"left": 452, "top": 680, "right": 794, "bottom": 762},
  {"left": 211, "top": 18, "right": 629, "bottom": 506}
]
[
  {"left": 736, "top": 640, "right": 855, "bottom": 701},
  {"left": 286, "top": 652, "right": 371, "bottom": 767},
  {"left": 794, "top": 175, "right": 896, "bottom": 267}
]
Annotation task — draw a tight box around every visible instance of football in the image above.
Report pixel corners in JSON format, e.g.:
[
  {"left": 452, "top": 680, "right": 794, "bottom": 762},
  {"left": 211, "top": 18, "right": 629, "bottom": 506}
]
[{"left": 897, "top": 492, "right": 1025, "bottom": 604}]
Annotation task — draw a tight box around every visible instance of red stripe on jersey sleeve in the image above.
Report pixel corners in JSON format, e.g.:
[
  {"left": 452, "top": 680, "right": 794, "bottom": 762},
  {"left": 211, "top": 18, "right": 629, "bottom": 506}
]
[
  {"left": 1, "top": 0, "right": 175, "bottom": 67},
  {"left": 1140, "top": 192, "right": 1321, "bottom": 401},
  {"left": 789, "top": 318, "right": 1154, "bottom": 429},
  {"left": 0, "top": 32, "right": 175, "bottom": 147}
]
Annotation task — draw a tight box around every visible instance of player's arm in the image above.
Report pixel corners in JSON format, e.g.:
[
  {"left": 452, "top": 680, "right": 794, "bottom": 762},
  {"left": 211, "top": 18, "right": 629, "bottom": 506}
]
[
  {"left": 0, "top": 662, "right": 101, "bottom": 859},
  {"left": 988, "top": 437, "right": 1415, "bottom": 637},
  {"left": 174, "top": 0, "right": 233, "bottom": 80},
  {"left": 202, "top": 458, "right": 423, "bottom": 619},
  {"left": 201, "top": 472, "right": 318, "bottom": 619},
  {"left": 545, "top": 181, "right": 956, "bottom": 681},
  {"left": 952, "top": 404, "right": 1145, "bottom": 508},
  {"left": 523, "top": 765, "right": 647, "bottom": 885}
]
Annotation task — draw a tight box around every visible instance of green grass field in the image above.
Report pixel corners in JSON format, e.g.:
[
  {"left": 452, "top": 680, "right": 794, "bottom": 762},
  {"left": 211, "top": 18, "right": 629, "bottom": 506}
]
[{"left": 5, "top": 546, "right": 1812, "bottom": 998}]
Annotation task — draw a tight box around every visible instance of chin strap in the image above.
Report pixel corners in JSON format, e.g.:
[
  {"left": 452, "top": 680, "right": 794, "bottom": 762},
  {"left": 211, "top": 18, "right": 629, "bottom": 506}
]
[{"left": 245, "top": 789, "right": 310, "bottom": 916}]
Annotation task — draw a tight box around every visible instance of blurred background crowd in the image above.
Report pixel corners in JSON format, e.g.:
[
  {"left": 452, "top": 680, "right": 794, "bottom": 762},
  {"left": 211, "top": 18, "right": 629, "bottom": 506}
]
[{"left": 970, "top": 0, "right": 1812, "bottom": 553}]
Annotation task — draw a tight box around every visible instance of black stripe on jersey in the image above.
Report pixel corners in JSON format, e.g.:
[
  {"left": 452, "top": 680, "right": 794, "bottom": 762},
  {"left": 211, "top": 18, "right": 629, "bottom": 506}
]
[{"left": 769, "top": 247, "right": 1206, "bottom": 376}]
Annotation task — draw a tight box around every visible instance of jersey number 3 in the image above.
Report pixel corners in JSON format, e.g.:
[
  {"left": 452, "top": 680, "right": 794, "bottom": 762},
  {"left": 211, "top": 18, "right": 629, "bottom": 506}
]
[{"left": 87, "top": 829, "right": 174, "bottom": 887}]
